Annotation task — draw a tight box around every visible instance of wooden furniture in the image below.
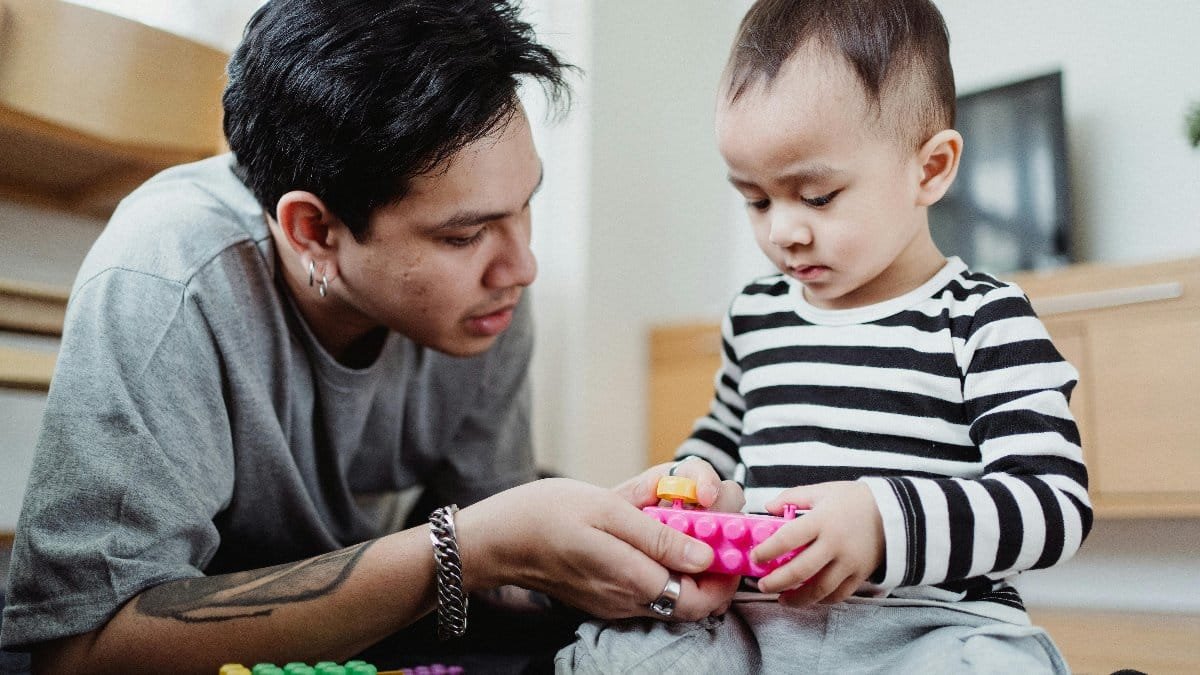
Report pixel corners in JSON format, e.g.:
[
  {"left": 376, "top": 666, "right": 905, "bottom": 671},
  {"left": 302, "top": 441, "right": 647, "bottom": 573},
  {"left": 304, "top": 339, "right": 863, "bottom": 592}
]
[
  {"left": 0, "top": 0, "right": 228, "bottom": 217},
  {"left": 0, "top": 278, "right": 66, "bottom": 391},
  {"left": 1030, "top": 609, "right": 1200, "bottom": 675},
  {"left": 0, "top": 277, "right": 68, "bottom": 336},
  {"left": 647, "top": 256, "right": 1200, "bottom": 518},
  {"left": 0, "top": 0, "right": 228, "bottom": 388},
  {"left": 1007, "top": 256, "right": 1200, "bottom": 517},
  {"left": 648, "top": 322, "right": 724, "bottom": 466}
]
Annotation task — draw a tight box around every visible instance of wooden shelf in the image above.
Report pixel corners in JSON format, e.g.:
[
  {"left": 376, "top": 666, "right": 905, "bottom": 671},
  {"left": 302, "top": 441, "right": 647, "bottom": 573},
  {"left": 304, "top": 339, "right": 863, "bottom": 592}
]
[
  {"left": 0, "top": 344, "right": 56, "bottom": 392},
  {"left": 0, "top": 277, "right": 67, "bottom": 391},
  {"left": 0, "top": 277, "right": 69, "bottom": 336},
  {"left": 0, "top": 0, "right": 228, "bottom": 217}
]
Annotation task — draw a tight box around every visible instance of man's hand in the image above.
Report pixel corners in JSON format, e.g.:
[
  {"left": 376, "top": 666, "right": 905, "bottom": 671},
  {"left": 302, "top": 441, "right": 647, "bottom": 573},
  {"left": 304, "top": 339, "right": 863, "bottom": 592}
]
[
  {"left": 460, "top": 475, "right": 743, "bottom": 623},
  {"left": 613, "top": 459, "right": 745, "bottom": 619},
  {"left": 750, "top": 481, "right": 884, "bottom": 606}
]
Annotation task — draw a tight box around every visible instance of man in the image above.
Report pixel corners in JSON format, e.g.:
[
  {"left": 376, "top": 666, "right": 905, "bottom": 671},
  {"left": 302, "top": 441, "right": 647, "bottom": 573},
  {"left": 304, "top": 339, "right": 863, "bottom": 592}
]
[{"left": 0, "top": 1, "right": 736, "bottom": 671}]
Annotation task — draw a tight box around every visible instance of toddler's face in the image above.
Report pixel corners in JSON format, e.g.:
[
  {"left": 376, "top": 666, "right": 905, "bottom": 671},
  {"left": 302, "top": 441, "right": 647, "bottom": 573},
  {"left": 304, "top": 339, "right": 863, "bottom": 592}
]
[{"left": 716, "top": 45, "right": 943, "bottom": 310}]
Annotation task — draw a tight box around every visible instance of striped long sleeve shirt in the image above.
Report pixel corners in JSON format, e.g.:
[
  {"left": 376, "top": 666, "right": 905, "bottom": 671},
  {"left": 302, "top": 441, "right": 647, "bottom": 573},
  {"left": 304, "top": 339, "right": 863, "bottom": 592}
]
[{"left": 676, "top": 258, "right": 1092, "bottom": 621}]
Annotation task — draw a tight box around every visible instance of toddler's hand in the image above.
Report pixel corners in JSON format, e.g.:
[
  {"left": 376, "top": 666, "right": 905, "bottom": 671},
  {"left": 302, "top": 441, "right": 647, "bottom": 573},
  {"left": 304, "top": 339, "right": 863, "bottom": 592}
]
[
  {"left": 614, "top": 457, "right": 743, "bottom": 512},
  {"left": 751, "top": 481, "right": 884, "bottom": 606}
]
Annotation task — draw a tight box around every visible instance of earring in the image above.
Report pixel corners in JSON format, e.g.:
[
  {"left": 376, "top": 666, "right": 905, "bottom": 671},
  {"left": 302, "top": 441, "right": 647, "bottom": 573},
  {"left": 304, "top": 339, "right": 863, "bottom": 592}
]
[{"left": 307, "top": 260, "right": 328, "bottom": 298}]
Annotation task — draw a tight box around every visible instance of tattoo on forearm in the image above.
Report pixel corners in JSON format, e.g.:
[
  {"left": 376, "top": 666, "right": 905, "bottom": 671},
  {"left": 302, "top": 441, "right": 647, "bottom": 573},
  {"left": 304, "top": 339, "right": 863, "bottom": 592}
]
[{"left": 136, "top": 540, "right": 375, "bottom": 623}]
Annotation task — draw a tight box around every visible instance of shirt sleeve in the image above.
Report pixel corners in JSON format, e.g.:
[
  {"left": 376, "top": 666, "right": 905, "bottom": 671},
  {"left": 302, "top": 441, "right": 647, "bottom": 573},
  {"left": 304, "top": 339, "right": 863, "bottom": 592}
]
[
  {"left": 861, "top": 286, "right": 1093, "bottom": 590},
  {"left": 674, "top": 309, "right": 746, "bottom": 480},
  {"left": 0, "top": 269, "right": 233, "bottom": 650}
]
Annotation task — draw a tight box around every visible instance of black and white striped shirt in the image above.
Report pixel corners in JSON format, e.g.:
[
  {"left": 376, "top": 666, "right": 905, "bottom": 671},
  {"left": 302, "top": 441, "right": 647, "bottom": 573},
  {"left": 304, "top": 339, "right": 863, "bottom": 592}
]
[{"left": 676, "top": 258, "right": 1092, "bottom": 621}]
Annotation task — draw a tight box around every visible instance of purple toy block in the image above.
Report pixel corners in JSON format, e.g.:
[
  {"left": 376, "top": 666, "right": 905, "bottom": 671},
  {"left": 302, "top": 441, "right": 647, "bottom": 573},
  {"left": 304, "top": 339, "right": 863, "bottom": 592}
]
[{"left": 642, "top": 503, "right": 804, "bottom": 577}]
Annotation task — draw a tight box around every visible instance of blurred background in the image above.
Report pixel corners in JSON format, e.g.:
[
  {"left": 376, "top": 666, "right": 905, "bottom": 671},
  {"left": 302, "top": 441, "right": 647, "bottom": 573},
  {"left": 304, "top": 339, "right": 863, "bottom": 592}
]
[{"left": 1, "top": 1, "right": 1198, "bottom": 666}]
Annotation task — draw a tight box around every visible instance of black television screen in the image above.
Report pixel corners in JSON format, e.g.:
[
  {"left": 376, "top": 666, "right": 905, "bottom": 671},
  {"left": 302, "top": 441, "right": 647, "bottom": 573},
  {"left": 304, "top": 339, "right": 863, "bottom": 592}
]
[{"left": 930, "top": 71, "right": 1072, "bottom": 274}]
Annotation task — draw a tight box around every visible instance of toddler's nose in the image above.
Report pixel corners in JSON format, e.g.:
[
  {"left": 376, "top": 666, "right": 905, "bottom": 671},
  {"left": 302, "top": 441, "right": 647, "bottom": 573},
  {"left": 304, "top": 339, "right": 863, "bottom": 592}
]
[{"left": 768, "top": 208, "right": 813, "bottom": 248}]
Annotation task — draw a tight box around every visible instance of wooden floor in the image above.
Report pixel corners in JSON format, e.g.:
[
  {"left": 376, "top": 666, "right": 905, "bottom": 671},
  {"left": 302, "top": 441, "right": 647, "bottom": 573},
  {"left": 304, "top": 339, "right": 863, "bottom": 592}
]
[{"left": 1031, "top": 609, "right": 1200, "bottom": 675}]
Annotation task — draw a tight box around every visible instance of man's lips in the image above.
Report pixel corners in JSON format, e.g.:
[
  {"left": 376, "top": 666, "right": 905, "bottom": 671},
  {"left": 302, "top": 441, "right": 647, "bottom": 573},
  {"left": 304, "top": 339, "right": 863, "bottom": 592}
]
[{"left": 466, "top": 304, "right": 517, "bottom": 337}]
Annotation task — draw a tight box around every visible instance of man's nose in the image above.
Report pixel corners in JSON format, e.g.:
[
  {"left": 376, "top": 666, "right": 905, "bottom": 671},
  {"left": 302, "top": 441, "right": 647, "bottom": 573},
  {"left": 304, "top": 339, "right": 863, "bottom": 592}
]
[{"left": 485, "top": 230, "right": 538, "bottom": 289}]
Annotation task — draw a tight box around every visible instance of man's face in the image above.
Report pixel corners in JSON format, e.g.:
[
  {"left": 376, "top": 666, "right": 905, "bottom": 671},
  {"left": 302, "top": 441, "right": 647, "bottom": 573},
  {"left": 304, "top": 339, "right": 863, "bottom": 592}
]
[
  {"left": 716, "top": 46, "right": 935, "bottom": 310},
  {"left": 335, "top": 109, "right": 542, "bottom": 356}
]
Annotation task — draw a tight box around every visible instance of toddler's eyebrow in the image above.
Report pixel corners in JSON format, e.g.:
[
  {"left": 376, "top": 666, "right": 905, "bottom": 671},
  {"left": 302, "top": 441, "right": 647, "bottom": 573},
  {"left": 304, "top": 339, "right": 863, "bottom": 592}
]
[{"left": 728, "top": 163, "right": 841, "bottom": 190}]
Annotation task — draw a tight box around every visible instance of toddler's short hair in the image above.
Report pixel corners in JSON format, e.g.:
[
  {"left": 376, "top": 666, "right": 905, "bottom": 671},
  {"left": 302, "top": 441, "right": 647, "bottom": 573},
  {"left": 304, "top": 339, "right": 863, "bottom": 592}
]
[{"left": 725, "top": 0, "right": 955, "bottom": 150}]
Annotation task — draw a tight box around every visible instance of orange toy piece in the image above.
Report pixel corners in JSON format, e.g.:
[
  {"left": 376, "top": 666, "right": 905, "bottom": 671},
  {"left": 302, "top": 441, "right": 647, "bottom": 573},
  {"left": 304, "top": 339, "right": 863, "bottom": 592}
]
[{"left": 655, "top": 475, "right": 699, "bottom": 506}]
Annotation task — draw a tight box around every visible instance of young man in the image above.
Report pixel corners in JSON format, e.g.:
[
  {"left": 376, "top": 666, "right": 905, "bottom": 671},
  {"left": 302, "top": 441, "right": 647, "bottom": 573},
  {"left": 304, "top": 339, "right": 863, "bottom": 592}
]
[
  {"left": 559, "top": 1, "right": 1090, "bottom": 672},
  {"left": 0, "top": 1, "right": 734, "bottom": 671}
]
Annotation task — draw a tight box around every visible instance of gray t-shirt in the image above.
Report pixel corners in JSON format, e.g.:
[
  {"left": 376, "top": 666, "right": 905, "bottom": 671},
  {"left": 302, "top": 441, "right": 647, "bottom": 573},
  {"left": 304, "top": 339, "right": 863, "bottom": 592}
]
[{"left": 0, "top": 155, "right": 537, "bottom": 649}]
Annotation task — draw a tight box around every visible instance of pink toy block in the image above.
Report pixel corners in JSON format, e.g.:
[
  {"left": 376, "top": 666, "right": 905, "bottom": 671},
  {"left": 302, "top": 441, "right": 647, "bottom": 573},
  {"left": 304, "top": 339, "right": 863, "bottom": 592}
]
[{"left": 643, "top": 502, "right": 804, "bottom": 577}]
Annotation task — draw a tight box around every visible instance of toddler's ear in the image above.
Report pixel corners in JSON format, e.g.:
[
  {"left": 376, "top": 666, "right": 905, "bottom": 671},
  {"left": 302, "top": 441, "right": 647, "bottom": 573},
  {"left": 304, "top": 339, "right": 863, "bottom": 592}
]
[{"left": 915, "top": 129, "right": 963, "bottom": 207}]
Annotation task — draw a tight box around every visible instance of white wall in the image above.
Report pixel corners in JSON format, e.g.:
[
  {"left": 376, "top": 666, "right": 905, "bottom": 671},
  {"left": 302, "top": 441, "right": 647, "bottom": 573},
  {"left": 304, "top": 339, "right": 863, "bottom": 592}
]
[
  {"left": 546, "top": 0, "right": 750, "bottom": 484},
  {"left": 62, "top": 0, "right": 265, "bottom": 51},
  {"left": 938, "top": 0, "right": 1200, "bottom": 264}
]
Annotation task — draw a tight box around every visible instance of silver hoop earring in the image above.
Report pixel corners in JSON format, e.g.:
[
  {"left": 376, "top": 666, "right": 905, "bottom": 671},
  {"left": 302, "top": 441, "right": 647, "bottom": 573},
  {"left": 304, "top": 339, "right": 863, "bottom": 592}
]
[
  {"left": 318, "top": 273, "right": 328, "bottom": 298},
  {"left": 307, "top": 260, "right": 316, "bottom": 287}
]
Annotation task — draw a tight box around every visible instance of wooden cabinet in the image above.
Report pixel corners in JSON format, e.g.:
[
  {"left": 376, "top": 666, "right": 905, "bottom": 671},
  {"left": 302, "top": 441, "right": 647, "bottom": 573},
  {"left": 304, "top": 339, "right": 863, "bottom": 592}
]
[
  {"left": 0, "top": 278, "right": 65, "bottom": 391},
  {"left": 0, "top": 0, "right": 228, "bottom": 217},
  {"left": 648, "top": 257, "right": 1200, "bottom": 518},
  {"left": 648, "top": 323, "right": 724, "bottom": 466},
  {"left": 1030, "top": 609, "right": 1200, "bottom": 675},
  {"left": 1009, "top": 256, "right": 1200, "bottom": 517}
]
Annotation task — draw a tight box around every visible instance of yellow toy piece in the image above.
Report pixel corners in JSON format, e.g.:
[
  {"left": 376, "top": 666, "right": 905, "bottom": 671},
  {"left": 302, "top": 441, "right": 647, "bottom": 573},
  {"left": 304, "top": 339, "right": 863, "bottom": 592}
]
[
  {"left": 656, "top": 475, "right": 699, "bottom": 504},
  {"left": 219, "top": 666, "right": 251, "bottom": 675}
]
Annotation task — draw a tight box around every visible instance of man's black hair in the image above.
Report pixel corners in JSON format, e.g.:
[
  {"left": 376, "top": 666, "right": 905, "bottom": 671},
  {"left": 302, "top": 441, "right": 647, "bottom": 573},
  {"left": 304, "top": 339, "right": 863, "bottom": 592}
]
[
  {"left": 223, "top": 0, "right": 571, "bottom": 240},
  {"left": 725, "top": 0, "right": 955, "bottom": 148}
]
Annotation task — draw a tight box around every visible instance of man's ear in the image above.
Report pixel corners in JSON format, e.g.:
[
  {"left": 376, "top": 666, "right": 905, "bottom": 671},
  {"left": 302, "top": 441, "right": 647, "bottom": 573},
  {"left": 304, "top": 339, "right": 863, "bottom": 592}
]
[
  {"left": 275, "top": 191, "right": 341, "bottom": 280},
  {"left": 915, "top": 129, "right": 963, "bottom": 207}
]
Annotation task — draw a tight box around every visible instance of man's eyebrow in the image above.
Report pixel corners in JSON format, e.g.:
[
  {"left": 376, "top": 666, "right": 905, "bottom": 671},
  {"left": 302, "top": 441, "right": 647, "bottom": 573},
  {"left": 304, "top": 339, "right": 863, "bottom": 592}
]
[{"left": 432, "top": 165, "right": 544, "bottom": 231}]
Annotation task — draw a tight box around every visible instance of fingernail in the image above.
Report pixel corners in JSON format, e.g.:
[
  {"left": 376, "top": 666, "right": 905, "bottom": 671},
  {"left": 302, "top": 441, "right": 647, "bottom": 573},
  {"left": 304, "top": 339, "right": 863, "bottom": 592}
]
[
  {"left": 685, "top": 542, "right": 711, "bottom": 568},
  {"left": 749, "top": 545, "right": 763, "bottom": 564}
]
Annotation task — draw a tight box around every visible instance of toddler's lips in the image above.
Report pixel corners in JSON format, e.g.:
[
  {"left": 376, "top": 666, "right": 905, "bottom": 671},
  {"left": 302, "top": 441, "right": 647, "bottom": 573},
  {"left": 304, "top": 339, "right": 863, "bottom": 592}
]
[{"left": 790, "top": 265, "right": 829, "bottom": 281}]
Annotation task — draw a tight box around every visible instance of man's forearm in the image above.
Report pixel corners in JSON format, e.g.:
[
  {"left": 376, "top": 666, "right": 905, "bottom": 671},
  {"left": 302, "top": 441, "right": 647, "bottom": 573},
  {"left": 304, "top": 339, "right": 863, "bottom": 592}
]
[
  {"left": 33, "top": 528, "right": 438, "bottom": 675},
  {"left": 135, "top": 540, "right": 374, "bottom": 623}
]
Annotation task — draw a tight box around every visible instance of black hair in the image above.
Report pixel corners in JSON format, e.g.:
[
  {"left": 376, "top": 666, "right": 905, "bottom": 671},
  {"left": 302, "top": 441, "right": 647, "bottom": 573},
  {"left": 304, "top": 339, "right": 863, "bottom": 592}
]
[
  {"left": 725, "top": 0, "right": 955, "bottom": 148},
  {"left": 223, "top": 0, "right": 571, "bottom": 240}
]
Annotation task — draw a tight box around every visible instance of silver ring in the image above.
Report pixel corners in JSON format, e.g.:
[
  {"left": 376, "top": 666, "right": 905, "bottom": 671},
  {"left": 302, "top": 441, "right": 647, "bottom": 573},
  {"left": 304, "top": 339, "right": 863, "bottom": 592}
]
[
  {"left": 667, "top": 456, "right": 694, "bottom": 476},
  {"left": 648, "top": 572, "right": 682, "bottom": 617}
]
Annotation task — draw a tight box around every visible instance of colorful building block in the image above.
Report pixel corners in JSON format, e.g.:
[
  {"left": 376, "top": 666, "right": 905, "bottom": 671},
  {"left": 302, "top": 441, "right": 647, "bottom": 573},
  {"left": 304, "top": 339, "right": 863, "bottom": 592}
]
[
  {"left": 220, "top": 662, "right": 463, "bottom": 675},
  {"left": 643, "top": 476, "right": 805, "bottom": 577}
]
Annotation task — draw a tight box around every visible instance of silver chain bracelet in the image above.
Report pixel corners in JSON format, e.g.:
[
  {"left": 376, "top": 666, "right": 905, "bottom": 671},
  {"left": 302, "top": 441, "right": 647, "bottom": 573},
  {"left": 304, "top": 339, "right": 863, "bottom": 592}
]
[{"left": 428, "top": 504, "right": 468, "bottom": 639}]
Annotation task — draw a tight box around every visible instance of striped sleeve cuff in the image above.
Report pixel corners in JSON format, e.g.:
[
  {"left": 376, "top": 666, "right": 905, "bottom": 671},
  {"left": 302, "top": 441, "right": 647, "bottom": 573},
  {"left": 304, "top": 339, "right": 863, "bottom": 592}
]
[{"left": 860, "top": 476, "right": 912, "bottom": 590}]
